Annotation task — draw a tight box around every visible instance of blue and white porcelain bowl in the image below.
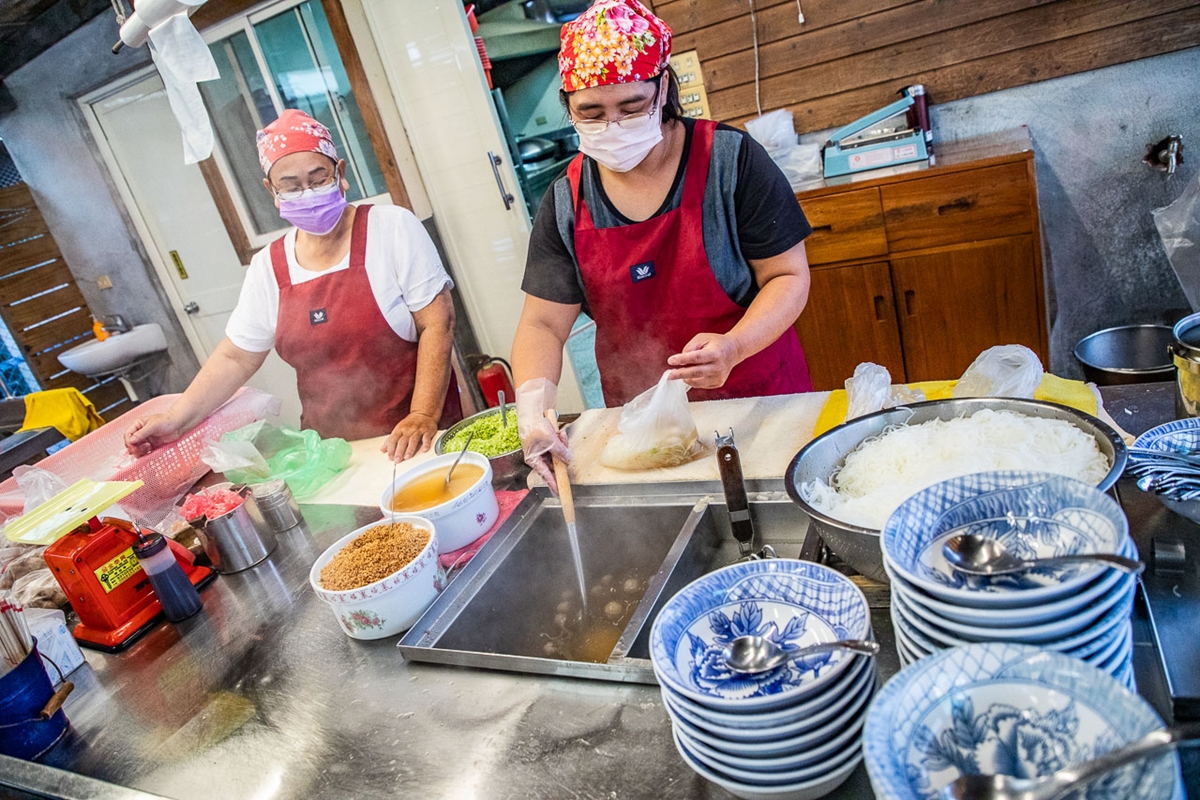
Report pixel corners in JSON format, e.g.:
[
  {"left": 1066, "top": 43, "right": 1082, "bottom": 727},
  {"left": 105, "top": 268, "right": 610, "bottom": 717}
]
[
  {"left": 863, "top": 643, "right": 1182, "bottom": 800},
  {"left": 650, "top": 560, "right": 872, "bottom": 711},
  {"left": 660, "top": 653, "right": 876, "bottom": 743},
  {"left": 1133, "top": 418, "right": 1200, "bottom": 524},
  {"left": 882, "top": 472, "right": 1129, "bottom": 608}
]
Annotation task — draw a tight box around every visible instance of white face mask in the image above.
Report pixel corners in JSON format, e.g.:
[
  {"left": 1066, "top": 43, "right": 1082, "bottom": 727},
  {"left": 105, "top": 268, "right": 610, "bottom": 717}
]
[{"left": 576, "top": 104, "right": 664, "bottom": 173}]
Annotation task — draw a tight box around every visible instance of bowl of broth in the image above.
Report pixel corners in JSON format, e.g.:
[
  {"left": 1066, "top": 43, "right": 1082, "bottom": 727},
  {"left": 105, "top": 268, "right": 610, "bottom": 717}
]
[{"left": 380, "top": 451, "right": 499, "bottom": 552}]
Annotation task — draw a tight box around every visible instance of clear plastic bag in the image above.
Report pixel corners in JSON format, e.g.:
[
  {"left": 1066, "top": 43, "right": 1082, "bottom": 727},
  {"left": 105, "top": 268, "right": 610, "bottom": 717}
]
[
  {"left": 953, "top": 345, "right": 1044, "bottom": 399},
  {"left": 13, "top": 466, "right": 68, "bottom": 514},
  {"left": 745, "top": 110, "right": 823, "bottom": 193},
  {"left": 845, "top": 363, "right": 893, "bottom": 419},
  {"left": 201, "top": 421, "right": 352, "bottom": 500},
  {"left": 1154, "top": 173, "right": 1200, "bottom": 311},
  {"left": 600, "top": 372, "right": 707, "bottom": 470}
]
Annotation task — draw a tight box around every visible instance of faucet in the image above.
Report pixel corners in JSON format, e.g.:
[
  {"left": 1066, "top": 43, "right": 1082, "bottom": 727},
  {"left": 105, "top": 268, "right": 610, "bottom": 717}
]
[
  {"left": 1145, "top": 135, "right": 1184, "bottom": 175},
  {"left": 102, "top": 314, "right": 131, "bottom": 334}
]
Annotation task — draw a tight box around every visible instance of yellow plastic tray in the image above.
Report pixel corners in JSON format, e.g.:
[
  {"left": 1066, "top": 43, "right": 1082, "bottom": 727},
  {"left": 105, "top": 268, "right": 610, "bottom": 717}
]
[{"left": 5, "top": 479, "right": 144, "bottom": 545}]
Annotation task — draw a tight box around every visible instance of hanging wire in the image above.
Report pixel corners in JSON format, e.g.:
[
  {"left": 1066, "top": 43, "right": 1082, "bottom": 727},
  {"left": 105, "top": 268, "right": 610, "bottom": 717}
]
[
  {"left": 109, "top": 0, "right": 128, "bottom": 26},
  {"left": 797, "top": 0, "right": 805, "bottom": 25},
  {"left": 748, "top": 0, "right": 762, "bottom": 117}
]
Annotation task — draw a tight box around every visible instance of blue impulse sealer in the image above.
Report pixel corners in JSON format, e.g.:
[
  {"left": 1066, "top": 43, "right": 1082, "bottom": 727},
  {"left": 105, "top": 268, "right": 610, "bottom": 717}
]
[{"left": 822, "top": 87, "right": 931, "bottom": 179}]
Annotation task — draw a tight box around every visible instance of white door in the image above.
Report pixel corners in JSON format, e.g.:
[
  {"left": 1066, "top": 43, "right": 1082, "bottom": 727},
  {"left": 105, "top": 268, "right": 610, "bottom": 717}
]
[{"left": 84, "top": 73, "right": 303, "bottom": 426}]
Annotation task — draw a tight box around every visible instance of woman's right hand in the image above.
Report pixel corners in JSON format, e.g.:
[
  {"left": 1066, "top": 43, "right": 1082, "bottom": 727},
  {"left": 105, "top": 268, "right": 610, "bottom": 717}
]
[
  {"left": 516, "top": 378, "right": 570, "bottom": 494},
  {"left": 124, "top": 414, "right": 185, "bottom": 456}
]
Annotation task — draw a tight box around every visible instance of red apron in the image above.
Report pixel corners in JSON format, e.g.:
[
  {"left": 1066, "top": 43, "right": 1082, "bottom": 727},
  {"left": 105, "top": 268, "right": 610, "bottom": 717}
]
[
  {"left": 568, "top": 119, "right": 812, "bottom": 407},
  {"left": 270, "top": 205, "right": 462, "bottom": 440}
]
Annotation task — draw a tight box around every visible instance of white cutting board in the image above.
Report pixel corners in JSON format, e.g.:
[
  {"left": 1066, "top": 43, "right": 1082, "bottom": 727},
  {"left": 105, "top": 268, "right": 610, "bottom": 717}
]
[
  {"left": 562, "top": 391, "right": 831, "bottom": 485},
  {"left": 303, "top": 436, "right": 441, "bottom": 508}
]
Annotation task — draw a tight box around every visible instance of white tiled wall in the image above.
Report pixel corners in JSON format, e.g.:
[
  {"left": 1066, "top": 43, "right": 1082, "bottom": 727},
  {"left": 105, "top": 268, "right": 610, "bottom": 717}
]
[{"left": 360, "top": 0, "right": 584, "bottom": 413}]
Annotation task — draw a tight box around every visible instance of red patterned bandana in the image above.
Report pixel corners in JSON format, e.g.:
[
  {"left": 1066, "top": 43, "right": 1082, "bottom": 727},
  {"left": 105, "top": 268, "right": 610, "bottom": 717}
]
[
  {"left": 558, "top": 0, "right": 672, "bottom": 93},
  {"left": 255, "top": 109, "right": 340, "bottom": 175}
]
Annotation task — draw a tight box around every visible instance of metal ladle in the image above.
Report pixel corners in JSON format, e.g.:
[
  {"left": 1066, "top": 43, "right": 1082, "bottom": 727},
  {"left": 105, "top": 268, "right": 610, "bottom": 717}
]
[
  {"left": 942, "top": 533, "right": 1144, "bottom": 578},
  {"left": 722, "top": 634, "right": 879, "bottom": 674},
  {"left": 938, "top": 721, "right": 1200, "bottom": 800},
  {"left": 498, "top": 390, "right": 507, "bottom": 429},
  {"left": 445, "top": 431, "right": 476, "bottom": 486}
]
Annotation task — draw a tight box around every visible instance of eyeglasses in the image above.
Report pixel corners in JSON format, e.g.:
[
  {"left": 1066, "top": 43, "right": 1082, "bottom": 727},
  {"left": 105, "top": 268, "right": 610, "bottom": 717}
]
[
  {"left": 271, "top": 172, "right": 338, "bottom": 201},
  {"left": 571, "top": 108, "right": 659, "bottom": 135}
]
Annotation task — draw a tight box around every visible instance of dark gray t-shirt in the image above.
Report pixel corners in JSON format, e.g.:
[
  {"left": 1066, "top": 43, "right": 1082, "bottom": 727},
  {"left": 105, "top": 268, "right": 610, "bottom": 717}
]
[{"left": 521, "top": 118, "right": 811, "bottom": 316}]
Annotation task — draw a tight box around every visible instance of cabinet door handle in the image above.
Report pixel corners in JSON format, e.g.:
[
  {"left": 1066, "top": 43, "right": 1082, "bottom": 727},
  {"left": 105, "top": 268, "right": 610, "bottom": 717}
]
[
  {"left": 903, "top": 289, "right": 916, "bottom": 316},
  {"left": 873, "top": 295, "right": 887, "bottom": 321},
  {"left": 811, "top": 224, "right": 834, "bottom": 233},
  {"left": 937, "top": 197, "right": 974, "bottom": 215},
  {"left": 487, "top": 151, "right": 515, "bottom": 211}
]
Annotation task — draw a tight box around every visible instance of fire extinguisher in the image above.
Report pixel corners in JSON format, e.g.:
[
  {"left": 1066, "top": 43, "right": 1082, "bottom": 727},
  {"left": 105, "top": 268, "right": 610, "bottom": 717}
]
[{"left": 472, "top": 355, "right": 515, "bottom": 409}]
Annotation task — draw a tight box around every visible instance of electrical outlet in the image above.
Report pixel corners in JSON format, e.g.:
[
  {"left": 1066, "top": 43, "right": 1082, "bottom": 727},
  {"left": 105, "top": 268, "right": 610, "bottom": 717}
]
[{"left": 97, "top": 275, "right": 113, "bottom": 290}]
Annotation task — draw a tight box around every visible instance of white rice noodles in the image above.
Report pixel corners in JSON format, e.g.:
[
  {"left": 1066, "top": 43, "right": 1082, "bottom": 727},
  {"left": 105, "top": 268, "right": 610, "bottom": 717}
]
[{"left": 800, "top": 409, "right": 1111, "bottom": 530}]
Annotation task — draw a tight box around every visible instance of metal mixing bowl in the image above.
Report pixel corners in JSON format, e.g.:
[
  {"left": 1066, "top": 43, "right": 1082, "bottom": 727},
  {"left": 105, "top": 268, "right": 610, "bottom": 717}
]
[
  {"left": 783, "top": 398, "right": 1129, "bottom": 583},
  {"left": 435, "top": 407, "right": 528, "bottom": 488}
]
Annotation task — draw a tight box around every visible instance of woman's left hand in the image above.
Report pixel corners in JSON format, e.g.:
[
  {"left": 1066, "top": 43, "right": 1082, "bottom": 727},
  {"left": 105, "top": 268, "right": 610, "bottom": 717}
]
[
  {"left": 382, "top": 412, "right": 438, "bottom": 462},
  {"left": 667, "top": 332, "right": 742, "bottom": 390}
]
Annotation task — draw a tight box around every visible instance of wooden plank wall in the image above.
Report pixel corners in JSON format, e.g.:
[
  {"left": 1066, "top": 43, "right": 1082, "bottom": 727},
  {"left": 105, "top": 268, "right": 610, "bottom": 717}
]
[
  {"left": 648, "top": 0, "right": 1200, "bottom": 132},
  {"left": 0, "top": 183, "right": 130, "bottom": 417}
]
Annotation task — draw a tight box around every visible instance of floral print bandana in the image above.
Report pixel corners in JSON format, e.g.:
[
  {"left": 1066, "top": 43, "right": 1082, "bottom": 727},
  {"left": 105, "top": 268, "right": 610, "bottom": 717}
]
[
  {"left": 558, "top": 0, "right": 672, "bottom": 93},
  {"left": 255, "top": 109, "right": 340, "bottom": 175}
]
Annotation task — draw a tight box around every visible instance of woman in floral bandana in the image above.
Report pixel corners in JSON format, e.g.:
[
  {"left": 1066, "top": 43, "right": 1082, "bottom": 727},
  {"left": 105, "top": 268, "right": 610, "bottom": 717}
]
[
  {"left": 511, "top": 0, "right": 814, "bottom": 488},
  {"left": 125, "top": 109, "right": 462, "bottom": 461}
]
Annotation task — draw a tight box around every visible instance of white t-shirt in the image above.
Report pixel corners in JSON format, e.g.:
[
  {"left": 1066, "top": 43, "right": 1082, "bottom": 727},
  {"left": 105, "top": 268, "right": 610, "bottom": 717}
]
[{"left": 226, "top": 205, "right": 453, "bottom": 353}]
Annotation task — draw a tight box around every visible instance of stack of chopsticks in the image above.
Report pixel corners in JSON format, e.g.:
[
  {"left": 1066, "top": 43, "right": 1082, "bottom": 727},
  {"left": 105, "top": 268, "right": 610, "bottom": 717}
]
[{"left": 0, "top": 592, "right": 33, "bottom": 676}]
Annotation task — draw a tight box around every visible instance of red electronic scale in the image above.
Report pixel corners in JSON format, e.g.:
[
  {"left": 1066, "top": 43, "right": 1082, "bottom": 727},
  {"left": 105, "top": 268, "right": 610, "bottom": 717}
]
[{"left": 6, "top": 480, "right": 216, "bottom": 651}]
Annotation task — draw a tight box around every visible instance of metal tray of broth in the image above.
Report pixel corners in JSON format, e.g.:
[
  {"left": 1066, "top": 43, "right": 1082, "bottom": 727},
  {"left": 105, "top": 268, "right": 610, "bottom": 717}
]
[{"left": 398, "top": 481, "right": 808, "bottom": 683}]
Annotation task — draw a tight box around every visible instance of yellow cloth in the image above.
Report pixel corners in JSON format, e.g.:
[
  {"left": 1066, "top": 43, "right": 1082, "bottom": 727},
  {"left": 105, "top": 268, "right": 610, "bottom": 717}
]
[
  {"left": 813, "top": 374, "right": 1098, "bottom": 437},
  {"left": 19, "top": 388, "right": 105, "bottom": 442}
]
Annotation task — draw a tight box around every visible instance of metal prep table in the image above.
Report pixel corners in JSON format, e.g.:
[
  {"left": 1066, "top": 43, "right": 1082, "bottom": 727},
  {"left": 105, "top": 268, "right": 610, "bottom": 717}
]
[{"left": 0, "top": 383, "right": 1195, "bottom": 799}]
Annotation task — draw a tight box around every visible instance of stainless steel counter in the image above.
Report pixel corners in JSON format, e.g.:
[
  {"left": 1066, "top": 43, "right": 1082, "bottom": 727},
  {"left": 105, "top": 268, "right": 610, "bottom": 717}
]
[{"left": 0, "top": 382, "right": 1190, "bottom": 799}]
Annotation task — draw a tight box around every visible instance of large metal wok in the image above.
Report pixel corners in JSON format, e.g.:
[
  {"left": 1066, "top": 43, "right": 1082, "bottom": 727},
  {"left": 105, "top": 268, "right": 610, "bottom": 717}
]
[{"left": 784, "top": 397, "right": 1129, "bottom": 583}]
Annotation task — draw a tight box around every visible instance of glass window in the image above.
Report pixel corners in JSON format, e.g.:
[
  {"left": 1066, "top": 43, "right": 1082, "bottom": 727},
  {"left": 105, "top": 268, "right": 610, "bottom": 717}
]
[{"left": 200, "top": 0, "right": 387, "bottom": 239}]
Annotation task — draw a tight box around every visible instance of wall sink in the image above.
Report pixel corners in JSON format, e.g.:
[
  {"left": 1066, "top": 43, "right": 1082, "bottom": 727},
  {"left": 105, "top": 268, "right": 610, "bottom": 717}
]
[{"left": 56, "top": 323, "right": 167, "bottom": 377}]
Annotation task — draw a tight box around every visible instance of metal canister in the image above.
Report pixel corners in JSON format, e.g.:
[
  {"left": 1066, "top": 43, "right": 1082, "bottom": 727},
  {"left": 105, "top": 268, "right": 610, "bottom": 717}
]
[
  {"left": 199, "top": 490, "right": 276, "bottom": 573},
  {"left": 1170, "top": 312, "right": 1200, "bottom": 417},
  {"left": 250, "top": 480, "right": 303, "bottom": 532}
]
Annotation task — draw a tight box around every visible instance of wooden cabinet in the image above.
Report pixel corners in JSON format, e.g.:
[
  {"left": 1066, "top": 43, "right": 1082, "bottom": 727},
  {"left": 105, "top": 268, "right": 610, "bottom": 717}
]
[{"left": 792, "top": 129, "right": 1048, "bottom": 391}]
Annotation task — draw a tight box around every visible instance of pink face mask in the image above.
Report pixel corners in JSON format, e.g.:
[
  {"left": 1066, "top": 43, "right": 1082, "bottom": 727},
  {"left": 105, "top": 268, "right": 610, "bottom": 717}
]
[{"left": 278, "top": 182, "right": 349, "bottom": 235}]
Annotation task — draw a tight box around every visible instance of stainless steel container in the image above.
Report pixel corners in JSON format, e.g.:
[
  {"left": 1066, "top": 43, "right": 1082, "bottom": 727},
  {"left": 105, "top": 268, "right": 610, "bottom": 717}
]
[
  {"left": 435, "top": 407, "right": 529, "bottom": 488},
  {"left": 1170, "top": 312, "right": 1200, "bottom": 417},
  {"left": 250, "top": 480, "right": 303, "bottom": 532},
  {"left": 200, "top": 491, "right": 277, "bottom": 573},
  {"left": 784, "top": 398, "right": 1128, "bottom": 583},
  {"left": 1073, "top": 324, "right": 1174, "bottom": 385}
]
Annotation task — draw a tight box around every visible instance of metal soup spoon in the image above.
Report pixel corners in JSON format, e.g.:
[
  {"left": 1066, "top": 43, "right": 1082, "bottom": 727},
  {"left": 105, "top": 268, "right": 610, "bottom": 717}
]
[
  {"left": 942, "top": 533, "right": 1144, "bottom": 578},
  {"left": 445, "top": 430, "right": 476, "bottom": 486},
  {"left": 722, "top": 635, "right": 879, "bottom": 674},
  {"left": 939, "top": 721, "right": 1200, "bottom": 800}
]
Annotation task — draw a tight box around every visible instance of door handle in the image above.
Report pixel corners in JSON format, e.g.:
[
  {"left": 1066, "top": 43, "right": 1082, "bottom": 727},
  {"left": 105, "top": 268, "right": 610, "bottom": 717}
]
[
  {"left": 873, "top": 295, "right": 887, "bottom": 321},
  {"left": 487, "top": 151, "right": 515, "bottom": 211},
  {"left": 937, "top": 197, "right": 974, "bottom": 215},
  {"left": 183, "top": 301, "right": 200, "bottom": 315},
  {"left": 903, "top": 290, "right": 916, "bottom": 316}
]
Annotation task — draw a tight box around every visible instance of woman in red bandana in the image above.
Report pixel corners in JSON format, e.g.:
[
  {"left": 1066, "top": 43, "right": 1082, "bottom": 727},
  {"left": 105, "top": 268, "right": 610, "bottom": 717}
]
[
  {"left": 124, "top": 109, "right": 462, "bottom": 461},
  {"left": 512, "top": 0, "right": 813, "bottom": 486}
]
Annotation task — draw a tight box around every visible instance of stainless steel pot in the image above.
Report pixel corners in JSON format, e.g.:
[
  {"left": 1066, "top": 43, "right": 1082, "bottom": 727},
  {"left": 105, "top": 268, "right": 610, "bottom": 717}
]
[
  {"left": 1171, "top": 312, "right": 1200, "bottom": 417},
  {"left": 435, "top": 407, "right": 529, "bottom": 488},
  {"left": 1073, "top": 324, "right": 1174, "bottom": 385},
  {"left": 784, "top": 397, "right": 1128, "bottom": 583}
]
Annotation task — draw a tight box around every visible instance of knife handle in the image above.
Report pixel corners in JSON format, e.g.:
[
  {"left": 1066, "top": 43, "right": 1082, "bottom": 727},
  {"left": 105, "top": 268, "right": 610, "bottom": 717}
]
[{"left": 718, "top": 442, "right": 753, "bottom": 547}]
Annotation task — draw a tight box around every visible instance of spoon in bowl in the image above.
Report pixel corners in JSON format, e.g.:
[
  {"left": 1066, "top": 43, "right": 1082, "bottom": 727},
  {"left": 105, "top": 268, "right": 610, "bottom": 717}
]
[
  {"left": 939, "top": 721, "right": 1200, "bottom": 800},
  {"left": 722, "top": 635, "right": 879, "bottom": 674},
  {"left": 445, "top": 431, "right": 476, "bottom": 486},
  {"left": 942, "top": 533, "right": 1143, "bottom": 578}
]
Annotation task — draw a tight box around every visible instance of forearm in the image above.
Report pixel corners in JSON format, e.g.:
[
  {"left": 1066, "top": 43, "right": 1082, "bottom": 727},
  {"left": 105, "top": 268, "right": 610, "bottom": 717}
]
[
  {"left": 727, "top": 273, "right": 810, "bottom": 363},
  {"left": 512, "top": 323, "right": 567, "bottom": 388},
  {"left": 168, "top": 338, "right": 265, "bottom": 430},
  {"left": 409, "top": 323, "right": 454, "bottom": 420}
]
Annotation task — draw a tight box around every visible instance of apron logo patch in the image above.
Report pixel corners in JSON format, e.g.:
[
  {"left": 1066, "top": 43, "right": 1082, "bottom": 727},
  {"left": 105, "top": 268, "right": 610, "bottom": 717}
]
[
  {"left": 630, "top": 261, "right": 655, "bottom": 283},
  {"left": 309, "top": 308, "right": 328, "bottom": 325}
]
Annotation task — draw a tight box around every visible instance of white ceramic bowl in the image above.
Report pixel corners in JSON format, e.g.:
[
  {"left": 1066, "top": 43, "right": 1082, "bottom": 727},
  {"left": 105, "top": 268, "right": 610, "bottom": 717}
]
[
  {"left": 309, "top": 516, "right": 441, "bottom": 640},
  {"left": 379, "top": 452, "right": 498, "bottom": 553}
]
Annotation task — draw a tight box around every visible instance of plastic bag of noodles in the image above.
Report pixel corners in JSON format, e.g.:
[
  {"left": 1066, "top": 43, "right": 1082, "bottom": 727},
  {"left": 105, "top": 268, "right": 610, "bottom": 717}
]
[{"left": 600, "top": 372, "right": 707, "bottom": 470}]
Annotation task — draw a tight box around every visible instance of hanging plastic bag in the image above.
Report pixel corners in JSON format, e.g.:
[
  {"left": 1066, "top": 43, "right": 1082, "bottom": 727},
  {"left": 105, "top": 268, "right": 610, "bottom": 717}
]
[
  {"left": 953, "top": 345, "right": 1044, "bottom": 399},
  {"left": 1153, "top": 172, "right": 1200, "bottom": 311},
  {"left": 201, "top": 421, "right": 351, "bottom": 500},
  {"left": 600, "top": 373, "right": 707, "bottom": 470}
]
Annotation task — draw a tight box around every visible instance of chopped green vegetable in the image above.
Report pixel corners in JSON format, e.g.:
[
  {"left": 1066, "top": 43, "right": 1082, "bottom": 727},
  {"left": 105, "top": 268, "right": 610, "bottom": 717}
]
[{"left": 443, "top": 409, "right": 520, "bottom": 458}]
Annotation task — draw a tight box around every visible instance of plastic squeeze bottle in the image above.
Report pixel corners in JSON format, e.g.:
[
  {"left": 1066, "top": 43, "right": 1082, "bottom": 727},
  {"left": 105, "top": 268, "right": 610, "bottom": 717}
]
[{"left": 132, "top": 529, "right": 203, "bottom": 622}]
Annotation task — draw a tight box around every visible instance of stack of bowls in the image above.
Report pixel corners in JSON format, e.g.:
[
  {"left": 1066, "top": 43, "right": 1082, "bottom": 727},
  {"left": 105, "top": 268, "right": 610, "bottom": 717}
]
[
  {"left": 863, "top": 643, "right": 1183, "bottom": 799},
  {"left": 881, "top": 471, "right": 1138, "bottom": 689},
  {"left": 1131, "top": 417, "right": 1200, "bottom": 524},
  {"left": 649, "top": 560, "right": 877, "bottom": 800}
]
